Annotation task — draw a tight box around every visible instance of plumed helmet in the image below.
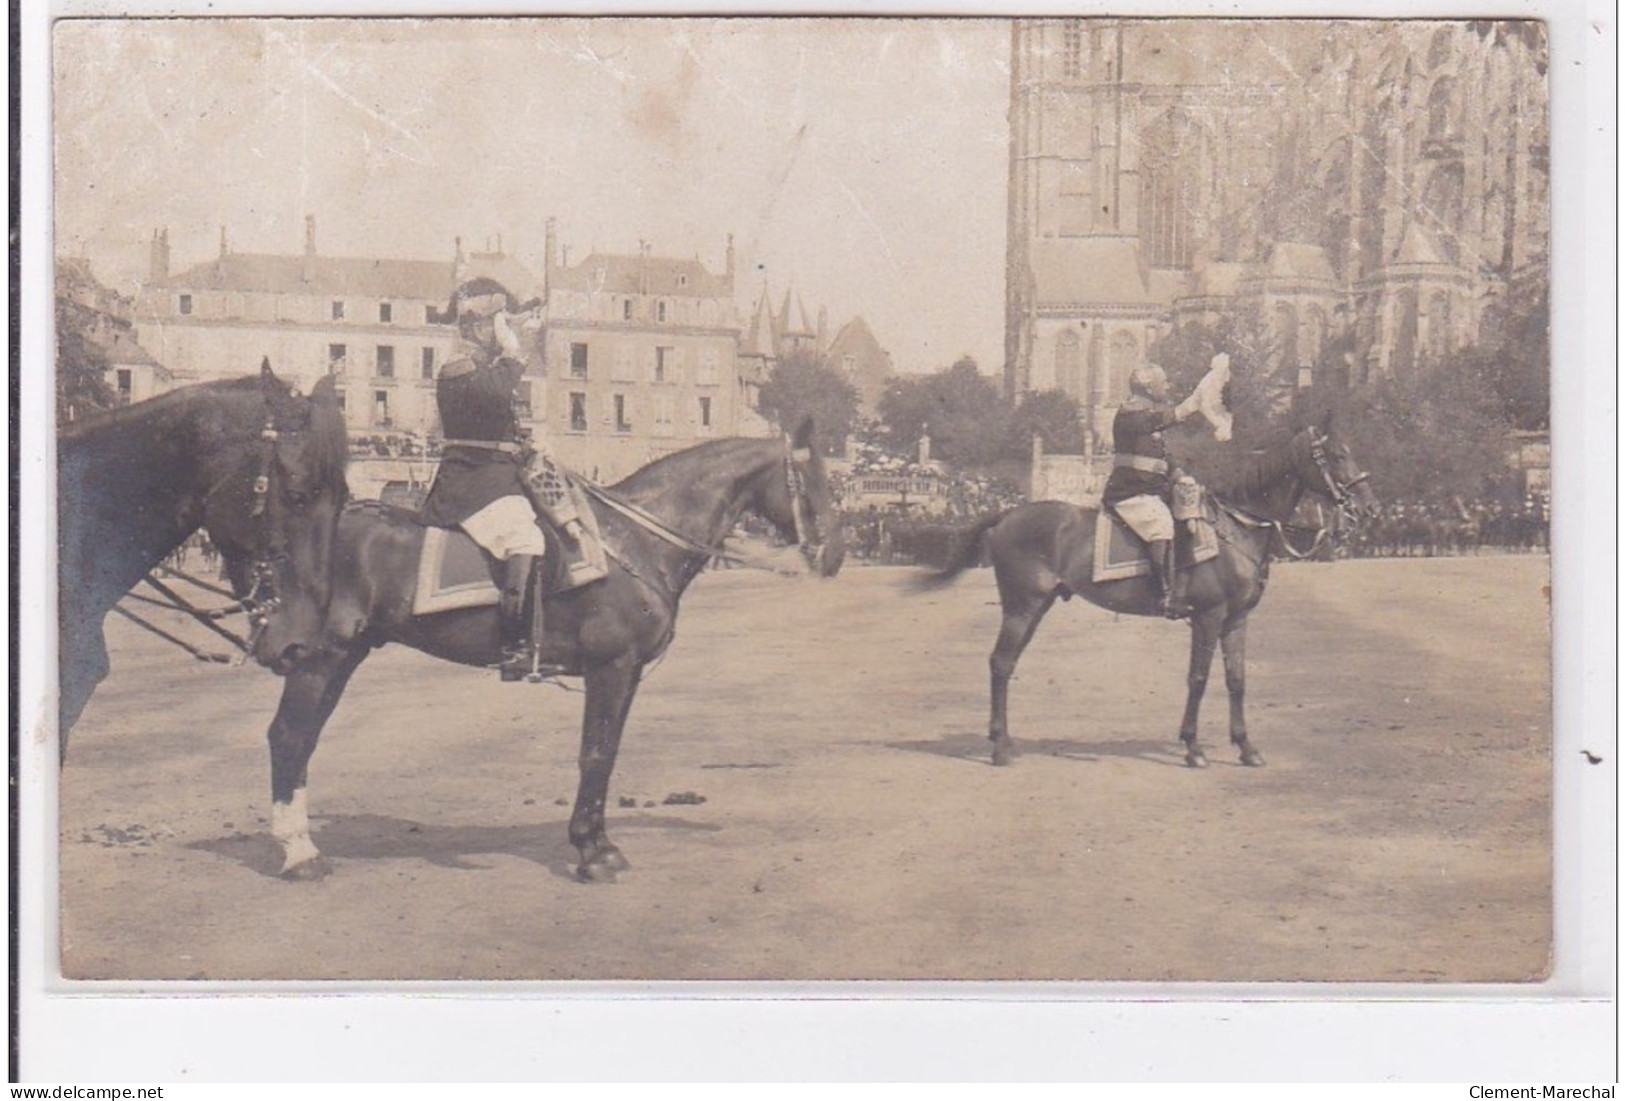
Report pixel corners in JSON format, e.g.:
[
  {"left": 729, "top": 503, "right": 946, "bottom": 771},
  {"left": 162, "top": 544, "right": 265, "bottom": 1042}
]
[
  {"left": 448, "top": 277, "right": 520, "bottom": 322},
  {"left": 1129, "top": 363, "right": 1167, "bottom": 397}
]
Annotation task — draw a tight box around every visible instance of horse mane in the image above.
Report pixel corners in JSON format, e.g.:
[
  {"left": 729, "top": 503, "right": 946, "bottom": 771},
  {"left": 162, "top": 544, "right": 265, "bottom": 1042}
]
[
  {"left": 59, "top": 376, "right": 263, "bottom": 441},
  {"left": 610, "top": 436, "right": 778, "bottom": 495},
  {"left": 1200, "top": 427, "right": 1312, "bottom": 506}
]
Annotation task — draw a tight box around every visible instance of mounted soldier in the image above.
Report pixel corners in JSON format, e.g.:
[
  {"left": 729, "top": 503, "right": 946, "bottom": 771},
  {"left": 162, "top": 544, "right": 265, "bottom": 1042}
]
[
  {"left": 1101, "top": 353, "right": 1230, "bottom": 619},
  {"left": 420, "top": 277, "right": 579, "bottom": 680}
]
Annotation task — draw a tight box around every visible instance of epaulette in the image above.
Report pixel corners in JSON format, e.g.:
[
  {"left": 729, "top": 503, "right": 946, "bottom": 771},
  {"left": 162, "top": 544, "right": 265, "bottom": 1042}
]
[{"left": 439, "top": 357, "right": 477, "bottom": 380}]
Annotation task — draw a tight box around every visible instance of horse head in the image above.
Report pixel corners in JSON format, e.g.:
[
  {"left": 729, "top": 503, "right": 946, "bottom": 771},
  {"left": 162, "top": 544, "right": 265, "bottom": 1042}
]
[
  {"left": 1300, "top": 411, "right": 1379, "bottom": 525},
  {"left": 201, "top": 360, "right": 350, "bottom": 672},
  {"left": 766, "top": 417, "right": 846, "bottom": 578}
]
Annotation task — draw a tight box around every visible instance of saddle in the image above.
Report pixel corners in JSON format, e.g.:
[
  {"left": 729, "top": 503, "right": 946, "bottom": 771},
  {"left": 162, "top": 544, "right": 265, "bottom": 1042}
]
[
  {"left": 1091, "top": 500, "right": 1220, "bottom": 585},
  {"left": 407, "top": 490, "right": 608, "bottom": 618}
]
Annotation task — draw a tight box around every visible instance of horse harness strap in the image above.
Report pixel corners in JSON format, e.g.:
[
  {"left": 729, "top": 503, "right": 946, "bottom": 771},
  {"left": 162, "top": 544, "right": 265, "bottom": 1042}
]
[{"left": 581, "top": 482, "right": 745, "bottom": 565}]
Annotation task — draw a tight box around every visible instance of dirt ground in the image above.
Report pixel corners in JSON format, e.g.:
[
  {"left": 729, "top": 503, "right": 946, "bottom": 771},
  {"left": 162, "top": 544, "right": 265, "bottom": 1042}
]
[{"left": 56, "top": 555, "right": 1553, "bottom": 983}]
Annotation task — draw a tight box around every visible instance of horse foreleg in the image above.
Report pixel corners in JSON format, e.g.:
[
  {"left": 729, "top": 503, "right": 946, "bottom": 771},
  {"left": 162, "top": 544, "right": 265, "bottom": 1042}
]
[
  {"left": 570, "top": 659, "right": 643, "bottom": 883},
  {"left": 988, "top": 593, "right": 1055, "bottom": 766},
  {"left": 1178, "top": 612, "right": 1224, "bottom": 768},
  {"left": 1220, "top": 618, "right": 1263, "bottom": 766},
  {"left": 266, "top": 646, "right": 368, "bottom": 879}
]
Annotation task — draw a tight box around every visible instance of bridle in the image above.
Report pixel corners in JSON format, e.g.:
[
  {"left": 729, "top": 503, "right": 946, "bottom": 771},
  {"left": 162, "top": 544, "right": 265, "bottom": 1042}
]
[
  {"left": 581, "top": 436, "right": 831, "bottom": 580},
  {"left": 1307, "top": 427, "right": 1372, "bottom": 530},
  {"left": 783, "top": 440, "right": 831, "bottom": 573}
]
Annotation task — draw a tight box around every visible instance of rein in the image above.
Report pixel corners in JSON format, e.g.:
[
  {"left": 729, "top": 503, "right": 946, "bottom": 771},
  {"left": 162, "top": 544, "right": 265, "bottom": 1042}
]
[
  {"left": 113, "top": 568, "right": 253, "bottom": 664},
  {"left": 579, "top": 439, "right": 825, "bottom": 572}
]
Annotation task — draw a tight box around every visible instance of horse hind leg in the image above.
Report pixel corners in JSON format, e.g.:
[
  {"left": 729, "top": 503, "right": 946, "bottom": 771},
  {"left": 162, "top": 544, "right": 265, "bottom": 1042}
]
[
  {"left": 266, "top": 646, "right": 368, "bottom": 879},
  {"left": 988, "top": 592, "right": 1056, "bottom": 767}
]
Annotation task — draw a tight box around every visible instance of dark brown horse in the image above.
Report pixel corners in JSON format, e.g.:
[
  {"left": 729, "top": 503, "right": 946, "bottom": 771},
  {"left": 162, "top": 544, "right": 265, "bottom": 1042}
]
[
  {"left": 57, "top": 363, "right": 349, "bottom": 755},
  {"left": 918, "top": 418, "right": 1377, "bottom": 768},
  {"left": 262, "top": 419, "right": 844, "bottom": 882}
]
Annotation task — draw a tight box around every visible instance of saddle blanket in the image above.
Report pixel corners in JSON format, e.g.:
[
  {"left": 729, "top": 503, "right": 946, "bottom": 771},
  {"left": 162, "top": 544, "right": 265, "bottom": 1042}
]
[
  {"left": 413, "top": 526, "right": 502, "bottom": 616},
  {"left": 1092, "top": 508, "right": 1219, "bottom": 585}
]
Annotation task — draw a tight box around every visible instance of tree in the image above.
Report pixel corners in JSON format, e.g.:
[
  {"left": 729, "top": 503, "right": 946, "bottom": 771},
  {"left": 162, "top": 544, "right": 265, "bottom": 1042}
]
[
  {"left": 1000, "top": 389, "right": 1084, "bottom": 461},
  {"left": 876, "top": 356, "right": 1009, "bottom": 467},
  {"left": 757, "top": 349, "right": 860, "bottom": 456},
  {"left": 56, "top": 296, "right": 115, "bottom": 423}
]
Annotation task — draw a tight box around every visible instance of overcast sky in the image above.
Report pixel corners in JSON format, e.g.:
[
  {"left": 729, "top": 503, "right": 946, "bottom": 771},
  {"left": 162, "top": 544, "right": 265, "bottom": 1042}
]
[{"left": 54, "top": 18, "right": 1012, "bottom": 373}]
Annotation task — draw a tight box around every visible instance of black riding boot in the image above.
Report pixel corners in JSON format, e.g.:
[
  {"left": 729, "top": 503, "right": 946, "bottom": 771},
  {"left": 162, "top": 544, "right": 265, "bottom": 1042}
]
[
  {"left": 1148, "top": 539, "right": 1186, "bottom": 619},
  {"left": 498, "top": 554, "right": 539, "bottom": 682}
]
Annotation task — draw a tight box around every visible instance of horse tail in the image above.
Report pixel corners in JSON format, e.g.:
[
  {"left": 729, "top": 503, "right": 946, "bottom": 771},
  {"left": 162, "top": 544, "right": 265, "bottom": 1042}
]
[{"left": 910, "top": 510, "right": 1009, "bottom": 592}]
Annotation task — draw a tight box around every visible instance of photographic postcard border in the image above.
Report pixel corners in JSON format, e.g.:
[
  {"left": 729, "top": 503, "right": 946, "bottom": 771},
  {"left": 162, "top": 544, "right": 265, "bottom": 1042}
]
[{"left": 14, "top": 0, "right": 1616, "bottom": 1081}]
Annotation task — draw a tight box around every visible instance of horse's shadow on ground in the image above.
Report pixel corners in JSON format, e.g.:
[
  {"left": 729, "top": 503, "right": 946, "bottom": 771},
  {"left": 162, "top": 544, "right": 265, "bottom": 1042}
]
[
  {"left": 888, "top": 731, "right": 1202, "bottom": 769},
  {"left": 189, "top": 811, "right": 721, "bottom": 882}
]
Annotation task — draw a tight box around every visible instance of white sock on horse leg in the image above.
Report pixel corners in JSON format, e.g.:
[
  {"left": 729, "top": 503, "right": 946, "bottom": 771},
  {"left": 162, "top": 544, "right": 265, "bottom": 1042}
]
[{"left": 271, "top": 788, "right": 321, "bottom": 871}]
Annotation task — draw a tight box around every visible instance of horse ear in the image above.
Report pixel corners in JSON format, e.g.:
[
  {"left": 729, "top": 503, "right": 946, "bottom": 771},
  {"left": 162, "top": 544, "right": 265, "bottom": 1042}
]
[
  {"left": 258, "top": 356, "right": 281, "bottom": 395},
  {"left": 791, "top": 416, "right": 816, "bottom": 453},
  {"left": 1318, "top": 407, "right": 1335, "bottom": 433}
]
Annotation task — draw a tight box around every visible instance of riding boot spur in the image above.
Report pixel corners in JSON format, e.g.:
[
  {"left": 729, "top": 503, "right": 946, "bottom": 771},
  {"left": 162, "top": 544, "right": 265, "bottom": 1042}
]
[{"left": 498, "top": 553, "right": 540, "bottom": 682}]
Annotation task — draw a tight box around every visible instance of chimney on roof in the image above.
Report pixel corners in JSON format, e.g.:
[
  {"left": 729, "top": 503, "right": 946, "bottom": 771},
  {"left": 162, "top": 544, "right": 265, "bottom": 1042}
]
[
  {"left": 302, "top": 215, "right": 317, "bottom": 283},
  {"left": 543, "top": 218, "right": 557, "bottom": 298},
  {"left": 148, "top": 228, "right": 170, "bottom": 283},
  {"left": 725, "top": 233, "right": 736, "bottom": 287}
]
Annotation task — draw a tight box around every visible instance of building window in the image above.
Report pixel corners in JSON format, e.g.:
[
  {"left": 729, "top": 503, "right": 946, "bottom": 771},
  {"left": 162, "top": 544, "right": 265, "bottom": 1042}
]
[
  {"left": 334, "top": 388, "right": 346, "bottom": 413},
  {"left": 178, "top": 294, "right": 193, "bottom": 315},
  {"left": 379, "top": 302, "right": 393, "bottom": 324},
  {"left": 657, "top": 300, "right": 668, "bottom": 323},
  {"left": 570, "top": 342, "right": 589, "bottom": 378},
  {"left": 699, "top": 395, "right": 712, "bottom": 430},
  {"left": 569, "top": 392, "right": 588, "bottom": 432},
  {"left": 614, "top": 393, "right": 631, "bottom": 433},
  {"left": 373, "top": 390, "right": 391, "bottom": 427},
  {"left": 332, "top": 300, "right": 345, "bottom": 321},
  {"left": 329, "top": 343, "right": 347, "bottom": 373},
  {"left": 425, "top": 305, "right": 437, "bottom": 324},
  {"left": 677, "top": 273, "right": 689, "bottom": 288},
  {"left": 697, "top": 347, "right": 721, "bottom": 385},
  {"left": 654, "top": 346, "right": 672, "bottom": 383},
  {"left": 115, "top": 368, "right": 133, "bottom": 405},
  {"left": 420, "top": 347, "right": 435, "bottom": 379},
  {"left": 653, "top": 392, "right": 674, "bottom": 436},
  {"left": 1062, "top": 19, "right": 1083, "bottom": 80},
  {"left": 622, "top": 298, "right": 634, "bottom": 321},
  {"left": 376, "top": 345, "right": 395, "bottom": 378}
]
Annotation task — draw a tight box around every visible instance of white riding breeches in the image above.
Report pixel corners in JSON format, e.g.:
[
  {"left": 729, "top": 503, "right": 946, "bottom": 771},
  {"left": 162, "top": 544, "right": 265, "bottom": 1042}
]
[
  {"left": 459, "top": 495, "right": 550, "bottom": 559},
  {"left": 1112, "top": 495, "right": 1175, "bottom": 543}
]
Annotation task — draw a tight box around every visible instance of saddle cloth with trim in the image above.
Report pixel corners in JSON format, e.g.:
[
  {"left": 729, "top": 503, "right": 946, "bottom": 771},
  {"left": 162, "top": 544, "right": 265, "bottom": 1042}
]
[
  {"left": 413, "top": 527, "right": 503, "bottom": 615},
  {"left": 1092, "top": 506, "right": 1220, "bottom": 584}
]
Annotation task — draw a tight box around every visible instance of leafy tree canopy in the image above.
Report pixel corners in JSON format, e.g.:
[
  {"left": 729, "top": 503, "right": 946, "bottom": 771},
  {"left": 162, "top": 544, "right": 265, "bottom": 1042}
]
[{"left": 757, "top": 349, "right": 861, "bottom": 456}]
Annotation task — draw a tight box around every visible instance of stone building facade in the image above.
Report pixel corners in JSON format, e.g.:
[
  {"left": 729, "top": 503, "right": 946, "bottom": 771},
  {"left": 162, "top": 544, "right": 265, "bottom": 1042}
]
[{"left": 1004, "top": 18, "right": 1549, "bottom": 450}]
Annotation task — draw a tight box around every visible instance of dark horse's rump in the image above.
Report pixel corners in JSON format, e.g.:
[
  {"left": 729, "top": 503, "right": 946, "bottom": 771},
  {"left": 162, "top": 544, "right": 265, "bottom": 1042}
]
[
  {"left": 262, "top": 420, "right": 845, "bottom": 883},
  {"left": 920, "top": 421, "right": 1377, "bottom": 768},
  {"left": 56, "top": 364, "right": 348, "bottom": 752}
]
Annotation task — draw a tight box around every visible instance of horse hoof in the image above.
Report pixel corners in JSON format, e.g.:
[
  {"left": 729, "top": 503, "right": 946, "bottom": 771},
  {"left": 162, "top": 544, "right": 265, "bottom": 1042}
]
[
  {"left": 990, "top": 740, "right": 1014, "bottom": 767},
  {"left": 280, "top": 856, "right": 331, "bottom": 881},
  {"left": 1185, "top": 749, "right": 1209, "bottom": 769},
  {"left": 1239, "top": 748, "right": 1266, "bottom": 767},
  {"left": 576, "top": 860, "right": 620, "bottom": 884}
]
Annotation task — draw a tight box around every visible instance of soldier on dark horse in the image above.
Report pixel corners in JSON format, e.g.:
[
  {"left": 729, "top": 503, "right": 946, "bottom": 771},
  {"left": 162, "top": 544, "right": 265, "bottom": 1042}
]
[{"left": 420, "top": 277, "right": 593, "bottom": 681}]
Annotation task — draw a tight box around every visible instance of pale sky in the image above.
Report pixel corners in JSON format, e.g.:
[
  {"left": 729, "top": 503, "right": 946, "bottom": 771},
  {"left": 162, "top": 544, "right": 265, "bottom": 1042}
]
[{"left": 53, "top": 17, "right": 1012, "bottom": 373}]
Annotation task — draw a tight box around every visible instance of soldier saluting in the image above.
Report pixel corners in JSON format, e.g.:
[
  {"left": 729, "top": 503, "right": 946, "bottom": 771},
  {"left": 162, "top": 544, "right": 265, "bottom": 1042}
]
[
  {"left": 1101, "top": 354, "right": 1229, "bottom": 619},
  {"left": 421, "top": 277, "right": 569, "bottom": 680}
]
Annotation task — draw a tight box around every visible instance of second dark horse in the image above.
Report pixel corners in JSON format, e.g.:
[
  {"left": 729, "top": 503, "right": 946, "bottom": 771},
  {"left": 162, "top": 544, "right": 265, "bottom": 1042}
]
[
  {"left": 918, "top": 417, "right": 1377, "bottom": 769},
  {"left": 265, "top": 420, "right": 844, "bottom": 882}
]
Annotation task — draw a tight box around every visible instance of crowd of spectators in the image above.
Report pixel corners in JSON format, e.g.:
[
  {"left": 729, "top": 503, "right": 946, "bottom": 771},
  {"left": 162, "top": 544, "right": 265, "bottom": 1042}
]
[{"left": 348, "top": 432, "right": 438, "bottom": 459}]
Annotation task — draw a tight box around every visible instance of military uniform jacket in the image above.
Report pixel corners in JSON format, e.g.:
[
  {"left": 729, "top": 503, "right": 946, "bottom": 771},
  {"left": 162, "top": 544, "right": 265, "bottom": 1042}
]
[
  {"left": 1102, "top": 398, "right": 1178, "bottom": 506},
  {"left": 420, "top": 352, "right": 530, "bottom": 528}
]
